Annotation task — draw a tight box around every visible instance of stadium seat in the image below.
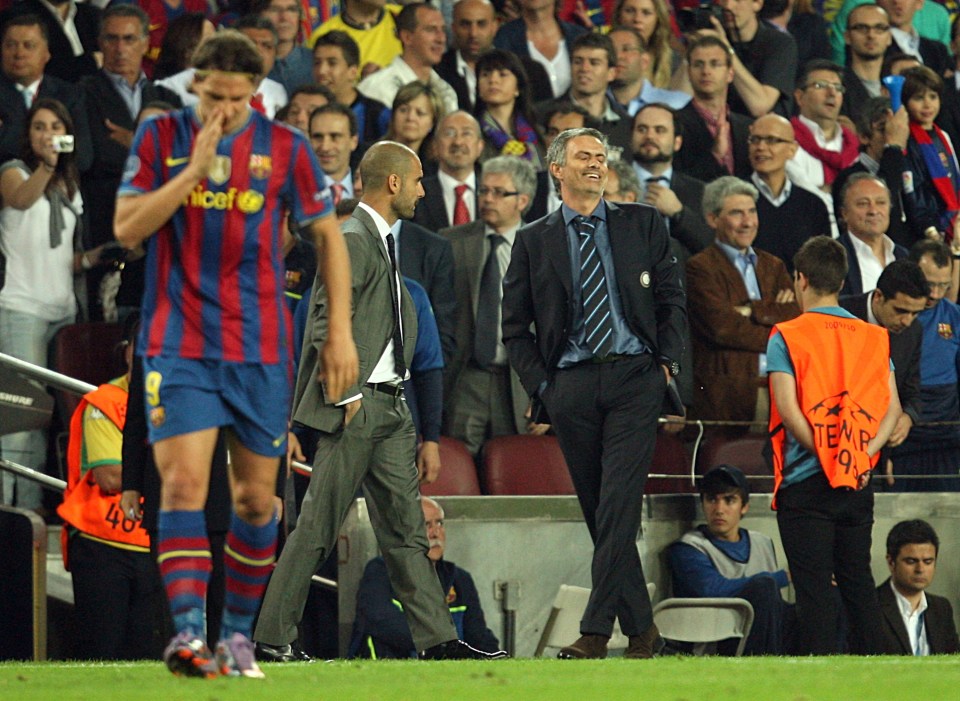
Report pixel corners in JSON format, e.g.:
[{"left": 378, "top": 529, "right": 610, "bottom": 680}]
[
  {"left": 653, "top": 598, "right": 755, "bottom": 656},
  {"left": 645, "top": 431, "right": 695, "bottom": 494},
  {"left": 49, "top": 322, "right": 126, "bottom": 426},
  {"left": 534, "top": 583, "right": 655, "bottom": 657},
  {"left": 420, "top": 436, "right": 482, "bottom": 496},
  {"left": 695, "top": 433, "right": 773, "bottom": 492},
  {"left": 481, "top": 434, "right": 575, "bottom": 495}
]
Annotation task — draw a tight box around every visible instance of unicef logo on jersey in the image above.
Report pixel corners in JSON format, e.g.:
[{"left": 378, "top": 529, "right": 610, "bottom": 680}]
[{"left": 185, "top": 186, "right": 264, "bottom": 214}]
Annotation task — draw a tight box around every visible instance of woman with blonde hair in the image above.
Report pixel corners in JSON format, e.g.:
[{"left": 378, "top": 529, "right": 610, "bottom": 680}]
[
  {"left": 384, "top": 82, "right": 445, "bottom": 169},
  {"left": 613, "top": 0, "right": 677, "bottom": 89}
]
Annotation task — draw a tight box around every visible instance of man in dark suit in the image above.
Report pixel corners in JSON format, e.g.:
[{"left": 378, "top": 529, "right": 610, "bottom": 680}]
[
  {"left": 0, "top": 14, "right": 93, "bottom": 172},
  {"left": 81, "top": 4, "right": 182, "bottom": 251},
  {"left": 840, "top": 4, "right": 892, "bottom": 127},
  {"left": 877, "top": 519, "right": 960, "bottom": 655},
  {"left": 0, "top": 0, "right": 100, "bottom": 82},
  {"left": 840, "top": 259, "right": 927, "bottom": 471},
  {"left": 879, "top": 0, "right": 951, "bottom": 76},
  {"left": 413, "top": 110, "right": 484, "bottom": 234},
  {"left": 255, "top": 142, "right": 506, "bottom": 662},
  {"left": 837, "top": 173, "right": 908, "bottom": 296},
  {"left": 502, "top": 128, "right": 686, "bottom": 660},
  {"left": 440, "top": 156, "right": 540, "bottom": 457},
  {"left": 674, "top": 35, "right": 752, "bottom": 183},
  {"left": 686, "top": 176, "right": 799, "bottom": 429},
  {"left": 437, "top": 0, "right": 551, "bottom": 111},
  {"left": 631, "top": 103, "right": 713, "bottom": 261}
]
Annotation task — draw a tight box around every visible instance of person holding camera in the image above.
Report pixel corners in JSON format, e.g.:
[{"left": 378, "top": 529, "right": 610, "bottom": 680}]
[
  {"left": 0, "top": 97, "right": 105, "bottom": 511},
  {"left": 677, "top": 0, "right": 797, "bottom": 118}
]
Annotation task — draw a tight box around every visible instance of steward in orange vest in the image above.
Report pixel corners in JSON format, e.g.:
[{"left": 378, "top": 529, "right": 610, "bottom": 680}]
[
  {"left": 768, "top": 313, "right": 891, "bottom": 505},
  {"left": 57, "top": 378, "right": 149, "bottom": 567}
]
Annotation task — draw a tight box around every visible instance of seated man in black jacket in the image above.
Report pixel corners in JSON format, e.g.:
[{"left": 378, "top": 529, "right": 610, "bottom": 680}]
[{"left": 348, "top": 497, "right": 500, "bottom": 658}]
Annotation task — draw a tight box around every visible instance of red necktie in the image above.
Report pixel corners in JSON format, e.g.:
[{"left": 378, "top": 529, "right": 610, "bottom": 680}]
[
  {"left": 250, "top": 93, "right": 266, "bottom": 115},
  {"left": 330, "top": 183, "right": 344, "bottom": 206},
  {"left": 453, "top": 183, "right": 470, "bottom": 226}
]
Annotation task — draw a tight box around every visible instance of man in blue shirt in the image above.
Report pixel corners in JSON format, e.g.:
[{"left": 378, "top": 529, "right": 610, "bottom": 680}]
[{"left": 669, "top": 465, "right": 793, "bottom": 655}]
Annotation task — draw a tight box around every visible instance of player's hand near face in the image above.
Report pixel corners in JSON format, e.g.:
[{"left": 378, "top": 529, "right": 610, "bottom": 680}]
[{"left": 189, "top": 106, "right": 226, "bottom": 181}]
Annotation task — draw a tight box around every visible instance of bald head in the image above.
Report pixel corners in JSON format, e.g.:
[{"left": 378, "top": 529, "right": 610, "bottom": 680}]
[
  {"left": 452, "top": 0, "right": 497, "bottom": 62},
  {"left": 359, "top": 141, "right": 419, "bottom": 193},
  {"left": 748, "top": 114, "right": 797, "bottom": 177}
]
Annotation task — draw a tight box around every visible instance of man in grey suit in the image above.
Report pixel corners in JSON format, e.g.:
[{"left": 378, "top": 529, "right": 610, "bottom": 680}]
[
  {"left": 440, "top": 156, "right": 544, "bottom": 457},
  {"left": 254, "top": 142, "right": 506, "bottom": 662}
]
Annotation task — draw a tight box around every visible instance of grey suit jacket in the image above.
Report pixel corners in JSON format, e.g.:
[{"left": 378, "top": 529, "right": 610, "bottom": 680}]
[
  {"left": 293, "top": 207, "right": 418, "bottom": 433},
  {"left": 440, "top": 220, "right": 527, "bottom": 433}
]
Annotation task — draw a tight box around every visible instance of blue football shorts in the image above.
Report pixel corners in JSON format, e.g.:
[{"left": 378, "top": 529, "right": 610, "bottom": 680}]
[{"left": 141, "top": 355, "right": 291, "bottom": 456}]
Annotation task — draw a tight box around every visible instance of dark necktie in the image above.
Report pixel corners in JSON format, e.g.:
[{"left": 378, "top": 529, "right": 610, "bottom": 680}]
[
  {"left": 474, "top": 234, "right": 505, "bottom": 368},
  {"left": 577, "top": 216, "right": 614, "bottom": 358},
  {"left": 453, "top": 183, "right": 470, "bottom": 226},
  {"left": 384, "top": 233, "right": 406, "bottom": 378}
]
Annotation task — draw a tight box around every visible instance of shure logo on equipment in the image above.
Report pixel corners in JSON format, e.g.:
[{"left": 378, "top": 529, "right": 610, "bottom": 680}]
[{"left": 0, "top": 392, "right": 34, "bottom": 406}]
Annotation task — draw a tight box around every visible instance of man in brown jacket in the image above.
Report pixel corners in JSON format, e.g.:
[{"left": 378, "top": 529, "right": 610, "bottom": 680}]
[{"left": 686, "top": 176, "right": 800, "bottom": 433}]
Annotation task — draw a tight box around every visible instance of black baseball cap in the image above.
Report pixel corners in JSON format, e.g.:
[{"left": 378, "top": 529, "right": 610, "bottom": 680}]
[{"left": 700, "top": 464, "right": 750, "bottom": 502}]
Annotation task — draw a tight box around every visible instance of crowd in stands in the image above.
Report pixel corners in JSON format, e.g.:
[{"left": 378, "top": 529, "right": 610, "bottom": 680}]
[{"left": 1, "top": 0, "right": 960, "bottom": 663}]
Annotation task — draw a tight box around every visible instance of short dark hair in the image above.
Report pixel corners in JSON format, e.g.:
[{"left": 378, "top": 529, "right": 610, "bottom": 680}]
[
  {"left": 608, "top": 25, "right": 646, "bottom": 52},
  {"left": 396, "top": 2, "right": 433, "bottom": 35},
  {"left": 886, "top": 519, "right": 939, "bottom": 559},
  {"left": 634, "top": 102, "right": 683, "bottom": 139},
  {"left": 313, "top": 29, "right": 360, "bottom": 67},
  {"left": 881, "top": 51, "right": 919, "bottom": 78},
  {"left": 2, "top": 14, "right": 49, "bottom": 43},
  {"left": 685, "top": 34, "right": 732, "bottom": 66},
  {"left": 543, "top": 101, "right": 600, "bottom": 131},
  {"left": 855, "top": 96, "right": 894, "bottom": 139},
  {"left": 571, "top": 31, "right": 617, "bottom": 69},
  {"left": 909, "top": 239, "right": 951, "bottom": 268},
  {"left": 289, "top": 83, "right": 336, "bottom": 103},
  {"left": 901, "top": 65, "right": 943, "bottom": 104},
  {"left": 192, "top": 30, "right": 265, "bottom": 77},
  {"left": 310, "top": 101, "right": 358, "bottom": 137},
  {"left": 875, "top": 260, "right": 930, "bottom": 301},
  {"left": 797, "top": 59, "right": 844, "bottom": 90},
  {"left": 101, "top": 4, "right": 150, "bottom": 37},
  {"left": 234, "top": 14, "right": 279, "bottom": 45},
  {"left": 794, "top": 237, "right": 848, "bottom": 295}
]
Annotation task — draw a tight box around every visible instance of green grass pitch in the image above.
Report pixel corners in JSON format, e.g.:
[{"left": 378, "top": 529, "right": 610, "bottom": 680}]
[{"left": 3, "top": 657, "right": 959, "bottom": 701}]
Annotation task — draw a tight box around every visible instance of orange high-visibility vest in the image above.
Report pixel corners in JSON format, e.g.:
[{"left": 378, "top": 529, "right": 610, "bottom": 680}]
[
  {"left": 768, "top": 312, "right": 891, "bottom": 507},
  {"left": 57, "top": 382, "right": 148, "bottom": 569}
]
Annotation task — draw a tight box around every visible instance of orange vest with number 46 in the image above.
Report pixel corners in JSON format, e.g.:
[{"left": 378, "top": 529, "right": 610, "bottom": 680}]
[
  {"left": 56, "top": 382, "right": 149, "bottom": 569},
  {"left": 768, "top": 312, "right": 892, "bottom": 507}
]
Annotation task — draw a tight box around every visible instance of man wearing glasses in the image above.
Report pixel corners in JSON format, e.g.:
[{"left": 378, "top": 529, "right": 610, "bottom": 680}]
[
  {"left": 890, "top": 241, "right": 960, "bottom": 491},
  {"left": 439, "top": 157, "right": 543, "bottom": 457},
  {"left": 842, "top": 4, "right": 893, "bottom": 126},
  {"left": 749, "top": 114, "right": 832, "bottom": 271}
]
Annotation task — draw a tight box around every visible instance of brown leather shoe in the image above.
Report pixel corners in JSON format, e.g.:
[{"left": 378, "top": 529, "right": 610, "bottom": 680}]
[
  {"left": 624, "top": 624, "right": 665, "bottom": 659},
  {"left": 557, "top": 634, "right": 609, "bottom": 659}
]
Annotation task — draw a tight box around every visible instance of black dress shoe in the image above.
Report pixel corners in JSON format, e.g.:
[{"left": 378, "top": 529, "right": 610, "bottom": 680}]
[
  {"left": 254, "top": 641, "right": 314, "bottom": 662},
  {"left": 419, "top": 640, "right": 508, "bottom": 660}
]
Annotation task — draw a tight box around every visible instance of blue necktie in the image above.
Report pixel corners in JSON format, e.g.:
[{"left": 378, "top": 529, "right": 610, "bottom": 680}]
[{"left": 577, "top": 216, "right": 614, "bottom": 358}]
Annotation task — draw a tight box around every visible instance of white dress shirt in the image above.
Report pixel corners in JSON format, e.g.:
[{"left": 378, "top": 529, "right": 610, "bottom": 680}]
[
  {"left": 849, "top": 232, "right": 897, "bottom": 293},
  {"left": 438, "top": 169, "right": 477, "bottom": 225}
]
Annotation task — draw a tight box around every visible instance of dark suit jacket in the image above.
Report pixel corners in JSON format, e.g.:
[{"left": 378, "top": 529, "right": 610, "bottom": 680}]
[
  {"left": 494, "top": 20, "right": 587, "bottom": 98},
  {"left": 876, "top": 578, "right": 960, "bottom": 655},
  {"left": 673, "top": 102, "right": 752, "bottom": 182},
  {"left": 80, "top": 70, "right": 182, "bottom": 245},
  {"left": 884, "top": 37, "right": 951, "bottom": 79},
  {"left": 0, "top": 0, "right": 100, "bottom": 82},
  {"left": 412, "top": 173, "right": 479, "bottom": 235},
  {"left": 669, "top": 170, "right": 714, "bottom": 260},
  {"left": 398, "top": 220, "right": 456, "bottom": 363},
  {"left": 686, "top": 244, "right": 799, "bottom": 422},
  {"left": 439, "top": 220, "right": 527, "bottom": 433},
  {"left": 502, "top": 201, "right": 686, "bottom": 404},
  {"left": 436, "top": 48, "right": 553, "bottom": 110},
  {"left": 293, "top": 207, "right": 418, "bottom": 433},
  {"left": 833, "top": 151, "right": 911, "bottom": 249},
  {"left": 838, "top": 232, "right": 909, "bottom": 296},
  {"left": 840, "top": 67, "right": 874, "bottom": 127},
  {"left": 0, "top": 73, "right": 93, "bottom": 173}
]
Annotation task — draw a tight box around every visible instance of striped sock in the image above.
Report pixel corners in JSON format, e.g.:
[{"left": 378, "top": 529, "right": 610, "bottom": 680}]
[
  {"left": 220, "top": 512, "right": 277, "bottom": 641},
  {"left": 157, "top": 510, "right": 211, "bottom": 639}
]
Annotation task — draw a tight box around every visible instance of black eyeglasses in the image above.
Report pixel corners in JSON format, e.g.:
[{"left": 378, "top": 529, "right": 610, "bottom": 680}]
[
  {"left": 747, "top": 135, "right": 795, "bottom": 146},
  {"left": 848, "top": 23, "right": 890, "bottom": 34},
  {"left": 803, "top": 80, "right": 846, "bottom": 93},
  {"left": 478, "top": 187, "right": 520, "bottom": 198}
]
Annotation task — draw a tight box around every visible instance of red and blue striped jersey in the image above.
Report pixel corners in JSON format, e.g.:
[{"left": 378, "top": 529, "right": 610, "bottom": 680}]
[{"left": 119, "top": 107, "right": 334, "bottom": 365}]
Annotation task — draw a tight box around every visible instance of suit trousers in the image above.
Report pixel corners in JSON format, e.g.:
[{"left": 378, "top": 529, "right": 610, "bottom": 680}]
[
  {"left": 543, "top": 354, "right": 663, "bottom": 637},
  {"left": 776, "top": 471, "right": 884, "bottom": 655},
  {"left": 446, "top": 365, "right": 516, "bottom": 457},
  {"left": 255, "top": 386, "right": 457, "bottom": 651}
]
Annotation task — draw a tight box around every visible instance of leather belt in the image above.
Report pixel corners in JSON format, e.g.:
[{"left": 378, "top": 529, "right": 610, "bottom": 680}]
[{"left": 365, "top": 382, "right": 404, "bottom": 397}]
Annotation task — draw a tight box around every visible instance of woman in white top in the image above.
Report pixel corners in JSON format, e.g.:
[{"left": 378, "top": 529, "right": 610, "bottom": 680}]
[{"left": 0, "top": 98, "right": 100, "bottom": 510}]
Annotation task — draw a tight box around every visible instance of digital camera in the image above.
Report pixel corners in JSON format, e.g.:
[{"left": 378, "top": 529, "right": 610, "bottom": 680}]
[
  {"left": 51, "top": 135, "right": 75, "bottom": 153},
  {"left": 677, "top": 3, "right": 726, "bottom": 32}
]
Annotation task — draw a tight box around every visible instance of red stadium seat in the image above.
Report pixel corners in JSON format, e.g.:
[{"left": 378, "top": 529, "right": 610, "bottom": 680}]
[
  {"left": 49, "top": 322, "right": 126, "bottom": 426},
  {"left": 645, "top": 431, "right": 695, "bottom": 494},
  {"left": 481, "top": 435, "right": 575, "bottom": 495},
  {"left": 695, "top": 433, "right": 773, "bottom": 493},
  {"left": 420, "top": 436, "right": 482, "bottom": 496}
]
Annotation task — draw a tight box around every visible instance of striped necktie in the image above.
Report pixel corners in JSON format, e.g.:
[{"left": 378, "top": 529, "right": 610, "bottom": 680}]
[{"left": 577, "top": 215, "right": 614, "bottom": 358}]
